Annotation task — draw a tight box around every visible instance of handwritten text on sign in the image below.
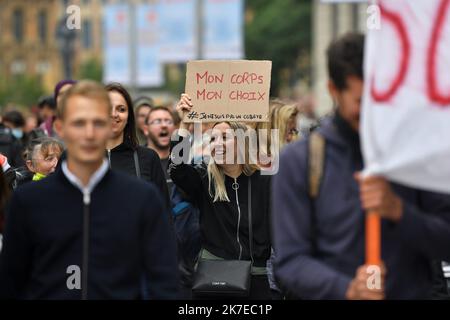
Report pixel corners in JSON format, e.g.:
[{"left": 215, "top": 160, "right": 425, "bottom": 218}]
[{"left": 185, "top": 60, "right": 272, "bottom": 122}]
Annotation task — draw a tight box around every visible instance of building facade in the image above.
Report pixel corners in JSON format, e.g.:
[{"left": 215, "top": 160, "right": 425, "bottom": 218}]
[{"left": 0, "top": 0, "right": 104, "bottom": 93}]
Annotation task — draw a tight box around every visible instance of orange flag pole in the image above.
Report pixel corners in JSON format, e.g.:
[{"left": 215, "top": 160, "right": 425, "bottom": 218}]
[{"left": 366, "top": 211, "right": 381, "bottom": 265}]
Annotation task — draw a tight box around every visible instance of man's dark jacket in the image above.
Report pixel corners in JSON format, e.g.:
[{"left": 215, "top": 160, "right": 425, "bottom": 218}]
[
  {"left": 0, "top": 167, "right": 178, "bottom": 299},
  {"left": 272, "top": 114, "right": 450, "bottom": 299}
]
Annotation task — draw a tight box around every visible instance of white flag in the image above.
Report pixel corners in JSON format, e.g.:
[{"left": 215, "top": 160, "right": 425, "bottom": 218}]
[{"left": 361, "top": 0, "right": 450, "bottom": 193}]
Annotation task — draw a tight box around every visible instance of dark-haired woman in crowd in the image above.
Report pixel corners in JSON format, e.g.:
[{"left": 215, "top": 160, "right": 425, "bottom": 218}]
[{"left": 104, "top": 83, "right": 169, "bottom": 208}]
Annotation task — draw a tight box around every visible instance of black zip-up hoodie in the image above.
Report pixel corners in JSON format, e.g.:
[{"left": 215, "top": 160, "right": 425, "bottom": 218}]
[
  {"left": 0, "top": 167, "right": 178, "bottom": 299},
  {"left": 169, "top": 135, "right": 271, "bottom": 268},
  {"left": 106, "top": 140, "right": 170, "bottom": 208}
]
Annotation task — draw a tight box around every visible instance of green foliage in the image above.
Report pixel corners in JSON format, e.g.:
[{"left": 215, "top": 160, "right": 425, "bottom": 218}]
[
  {"left": 0, "top": 74, "right": 46, "bottom": 108},
  {"left": 245, "top": 0, "right": 311, "bottom": 95},
  {"left": 163, "top": 64, "right": 186, "bottom": 96},
  {"left": 77, "top": 58, "right": 103, "bottom": 82}
]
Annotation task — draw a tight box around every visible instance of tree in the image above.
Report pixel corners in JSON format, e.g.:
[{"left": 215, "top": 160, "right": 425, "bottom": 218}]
[
  {"left": 245, "top": 0, "right": 311, "bottom": 96},
  {"left": 0, "top": 75, "right": 45, "bottom": 108},
  {"left": 77, "top": 58, "right": 103, "bottom": 82}
]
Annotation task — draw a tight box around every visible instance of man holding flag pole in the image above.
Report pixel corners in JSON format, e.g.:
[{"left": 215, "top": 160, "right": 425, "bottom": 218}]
[
  {"left": 272, "top": 2, "right": 450, "bottom": 297},
  {"left": 360, "top": 0, "right": 450, "bottom": 297}
]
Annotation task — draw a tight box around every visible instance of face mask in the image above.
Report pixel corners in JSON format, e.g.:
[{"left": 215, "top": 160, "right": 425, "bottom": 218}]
[{"left": 12, "top": 128, "right": 23, "bottom": 140}]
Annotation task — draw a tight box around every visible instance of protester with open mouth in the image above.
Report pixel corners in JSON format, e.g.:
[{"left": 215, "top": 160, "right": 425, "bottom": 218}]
[
  {"left": 145, "top": 106, "right": 176, "bottom": 191},
  {"left": 169, "top": 93, "right": 272, "bottom": 299},
  {"left": 105, "top": 83, "right": 170, "bottom": 211}
]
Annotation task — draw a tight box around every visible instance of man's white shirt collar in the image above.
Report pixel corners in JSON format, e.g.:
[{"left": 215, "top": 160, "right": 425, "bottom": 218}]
[{"left": 62, "top": 159, "right": 109, "bottom": 205}]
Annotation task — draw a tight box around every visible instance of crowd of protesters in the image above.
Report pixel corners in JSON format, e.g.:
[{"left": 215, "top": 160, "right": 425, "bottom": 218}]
[{"left": 0, "top": 32, "right": 450, "bottom": 300}]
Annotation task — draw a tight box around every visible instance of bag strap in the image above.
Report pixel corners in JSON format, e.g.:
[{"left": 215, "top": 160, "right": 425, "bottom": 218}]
[
  {"left": 307, "top": 131, "right": 325, "bottom": 256},
  {"left": 133, "top": 150, "right": 141, "bottom": 178},
  {"left": 308, "top": 131, "right": 325, "bottom": 198},
  {"left": 248, "top": 178, "right": 254, "bottom": 265}
]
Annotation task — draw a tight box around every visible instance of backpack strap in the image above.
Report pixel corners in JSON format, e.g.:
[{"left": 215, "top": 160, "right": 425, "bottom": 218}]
[
  {"left": 308, "top": 131, "right": 326, "bottom": 199},
  {"left": 307, "top": 131, "right": 326, "bottom": 257}
]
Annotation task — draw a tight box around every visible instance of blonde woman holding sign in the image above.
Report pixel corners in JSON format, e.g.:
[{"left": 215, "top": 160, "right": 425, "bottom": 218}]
[{"left": 169, "top": 94, "right": 272, "bottom": 299}]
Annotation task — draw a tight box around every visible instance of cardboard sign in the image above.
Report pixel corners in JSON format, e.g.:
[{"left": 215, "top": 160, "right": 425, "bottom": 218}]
[{"left": 184, "top": 60, "right": 272, "bottom": 122}]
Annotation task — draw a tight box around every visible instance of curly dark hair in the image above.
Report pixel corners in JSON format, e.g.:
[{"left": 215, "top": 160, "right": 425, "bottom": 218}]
[{"left": 327, "top": 32, "right": 365, "bottom": 91}]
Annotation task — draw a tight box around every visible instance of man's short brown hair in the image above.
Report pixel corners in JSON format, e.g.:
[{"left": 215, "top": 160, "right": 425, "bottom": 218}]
[
  {"left": 145, "top": 105, "right": 177, "bottom": 125},
  {"left": 58, "top": 80, "right": 112, "bottom": 119}
]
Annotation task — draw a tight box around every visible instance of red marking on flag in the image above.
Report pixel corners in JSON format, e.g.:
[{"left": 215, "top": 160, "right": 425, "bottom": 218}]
[
  {"left": 370, "top": 3, "right": 411, "bottom": 103},
  {"left": 427, "top": 0, "right": 450, "bottom": 106}
]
